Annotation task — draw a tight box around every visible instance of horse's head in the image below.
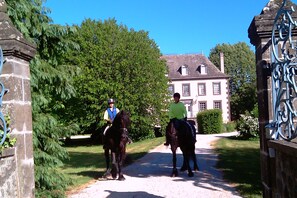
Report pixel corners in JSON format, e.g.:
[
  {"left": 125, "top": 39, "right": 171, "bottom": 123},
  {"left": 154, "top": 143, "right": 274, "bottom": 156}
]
[
  {"left": 113, "top": 110, "right": 131, "bottom": 143},
  {"left": 166, "top": 121, "right": 178, "bottom": 137}
]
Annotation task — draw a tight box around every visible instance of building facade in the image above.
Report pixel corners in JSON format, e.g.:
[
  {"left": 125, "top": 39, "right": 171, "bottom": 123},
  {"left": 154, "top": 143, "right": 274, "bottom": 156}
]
[{"left": 162, "top": 53, "right": 230, "bottom": 123}]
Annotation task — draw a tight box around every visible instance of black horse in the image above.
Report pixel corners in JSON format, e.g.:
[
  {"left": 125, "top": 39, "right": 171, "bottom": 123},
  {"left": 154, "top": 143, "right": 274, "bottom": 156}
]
[
  {"left": 102, "top": 110, "right": 131, "bottom": 180},
  {"left": 166, "top": 121, "right": 199, "bottom": 177}
]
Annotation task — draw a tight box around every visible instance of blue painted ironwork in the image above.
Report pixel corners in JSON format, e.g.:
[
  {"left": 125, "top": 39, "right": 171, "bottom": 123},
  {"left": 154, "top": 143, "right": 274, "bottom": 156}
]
[
  {"left": 0, "top": 47, "right": 9, "bottom": 146},
  {"left": 267, "top": 0, "right": 297, "bottom": 140}
]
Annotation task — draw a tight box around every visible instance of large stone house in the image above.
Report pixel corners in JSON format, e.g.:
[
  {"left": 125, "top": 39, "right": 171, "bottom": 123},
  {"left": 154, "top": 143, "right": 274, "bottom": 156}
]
[{"left": 162, "top": 53, "right": 230, "bottom": 123}]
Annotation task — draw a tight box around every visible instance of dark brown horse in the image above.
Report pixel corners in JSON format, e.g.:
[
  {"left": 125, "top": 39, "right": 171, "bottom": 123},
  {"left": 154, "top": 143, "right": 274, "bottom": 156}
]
[
  {"left": 102, "top": 110, "right": 131, "bottom": 180},
  {"left": 166, "top": 121, "right": 199, "bottom": 177}
]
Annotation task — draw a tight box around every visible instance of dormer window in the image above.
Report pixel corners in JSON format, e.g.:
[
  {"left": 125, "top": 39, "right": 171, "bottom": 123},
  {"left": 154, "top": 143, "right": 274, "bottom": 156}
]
[
  {"left": 181, "top": 65, "right": 189, "bottom": 76},
  {"left": 197, "top": 64, "right": 207, "bottom": 75}
]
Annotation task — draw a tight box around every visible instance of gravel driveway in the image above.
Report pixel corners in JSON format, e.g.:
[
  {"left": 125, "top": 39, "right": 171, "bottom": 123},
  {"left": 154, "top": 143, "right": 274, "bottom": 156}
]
[{"left": 68, "top": 132, "right": 242, "bottom": 198}]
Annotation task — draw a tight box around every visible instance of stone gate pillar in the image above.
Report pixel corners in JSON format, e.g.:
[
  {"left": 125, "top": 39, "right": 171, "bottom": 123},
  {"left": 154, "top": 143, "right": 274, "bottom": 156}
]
[
  {"left": 248, "top": 1, "right": 297, "bottom": 197},
  {"left": 0, "top": 1, "right": 36, "bottom": 197}
]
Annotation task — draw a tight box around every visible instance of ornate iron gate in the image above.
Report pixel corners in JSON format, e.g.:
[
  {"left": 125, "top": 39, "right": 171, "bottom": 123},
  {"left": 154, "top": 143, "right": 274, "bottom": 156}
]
[
  {"left": 0, "top": 47, "right": 10, "bottom": 146},
  {"left": 267, "top": 0, "right": 297, "bottom": 140}
]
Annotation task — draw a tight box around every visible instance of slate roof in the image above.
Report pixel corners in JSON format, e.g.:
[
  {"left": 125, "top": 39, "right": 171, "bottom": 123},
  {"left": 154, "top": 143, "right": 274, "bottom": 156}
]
[{"left": 161, "top": 54, "right": 229, "bottom": 81}]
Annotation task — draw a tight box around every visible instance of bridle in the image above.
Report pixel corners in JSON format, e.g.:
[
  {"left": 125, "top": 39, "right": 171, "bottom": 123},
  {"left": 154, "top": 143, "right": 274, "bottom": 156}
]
[{"left": 119, "top": 117, "right": 129, "bottom": 140}]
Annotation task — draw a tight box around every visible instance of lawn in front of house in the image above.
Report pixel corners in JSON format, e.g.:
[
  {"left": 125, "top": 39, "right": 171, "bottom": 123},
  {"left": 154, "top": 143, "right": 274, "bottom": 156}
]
[{"left": 215, "top": 136, "right": 262, "bottom": 198}]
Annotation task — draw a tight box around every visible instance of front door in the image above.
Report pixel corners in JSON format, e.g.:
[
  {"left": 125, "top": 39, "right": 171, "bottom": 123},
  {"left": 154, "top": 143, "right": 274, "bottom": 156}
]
[{"left": 181, "top": 99, "right": 193, "bottom": 118}]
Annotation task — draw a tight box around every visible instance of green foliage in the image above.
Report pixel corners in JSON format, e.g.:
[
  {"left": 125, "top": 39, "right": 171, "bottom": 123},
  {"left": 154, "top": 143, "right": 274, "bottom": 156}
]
[
  {"left": 197, "top": 109, "right": 222, "bottom": 134},
  {"left": 0, "top": 133, "right": 16, "bottom": 153},
  {"left": 0, "top": 115, "right": 16, "bottom": 153},
  {"left": 209, "top": 42, "right": 257, "bottom": 120},
  {"left": 251, "top": 103, "right": 259, "bottom": 118},
  {"left": 66, "top": 19, "right": 169, "bottom": 141},
  {"left": 222, "top": 121, "right": 236, "bottom": 133},
  {"left": 236, "top": 112, "right": 259, "bottom": 139},
  {"left": 7, "top": 0, "right": 79, "bottom": 197}
]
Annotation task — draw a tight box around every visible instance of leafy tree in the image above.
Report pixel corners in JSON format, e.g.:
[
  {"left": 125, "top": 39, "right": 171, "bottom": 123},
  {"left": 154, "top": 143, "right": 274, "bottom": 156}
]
[
  {"left": 66, "top": 19, "right": 169, "bottom": 140},
  {"left": 209, "top": 42, "right": 256, "bottom": 120},
  {"left": 7, "top": 0, "right": 79, "bottom": 197}
]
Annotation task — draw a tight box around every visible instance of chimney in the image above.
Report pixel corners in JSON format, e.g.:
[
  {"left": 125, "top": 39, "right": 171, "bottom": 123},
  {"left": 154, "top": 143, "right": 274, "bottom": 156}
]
[{"left": 220, "top": 52, "right": 225, "bottom": 73}]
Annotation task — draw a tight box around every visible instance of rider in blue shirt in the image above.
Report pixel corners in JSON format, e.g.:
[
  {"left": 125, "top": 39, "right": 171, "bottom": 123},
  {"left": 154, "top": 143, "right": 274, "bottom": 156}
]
[
  {"left": 103, "top": 98, "right": 132, "bottom": 143},
  {"left": 103, "top": 98, "right": 120, "bottom": 134}
]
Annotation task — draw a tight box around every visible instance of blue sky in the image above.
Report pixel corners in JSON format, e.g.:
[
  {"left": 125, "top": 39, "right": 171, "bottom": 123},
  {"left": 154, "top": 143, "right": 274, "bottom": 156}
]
[{"left": 45, "top": 0, "right": 287, "bottom": 57}]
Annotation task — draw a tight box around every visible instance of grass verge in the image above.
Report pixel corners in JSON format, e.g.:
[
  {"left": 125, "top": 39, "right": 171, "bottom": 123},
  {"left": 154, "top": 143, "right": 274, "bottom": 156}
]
[
  {"left": 61, "top": 136, "right": 165, "bottom": 192},
  {"left": 215, "top": 136, "right": 262, "bottom": 198}
]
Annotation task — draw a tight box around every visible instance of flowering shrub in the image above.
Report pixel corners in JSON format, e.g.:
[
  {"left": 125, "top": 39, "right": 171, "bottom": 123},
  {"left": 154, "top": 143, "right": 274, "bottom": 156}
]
[{"left": 236, "top": 114, "right": 259, "bottom": 139}]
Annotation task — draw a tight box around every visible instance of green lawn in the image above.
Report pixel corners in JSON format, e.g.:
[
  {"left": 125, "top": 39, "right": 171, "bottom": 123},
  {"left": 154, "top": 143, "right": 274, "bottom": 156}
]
[
  {"left": 215, "top": 136, "right": 262, "bottom": 198},
  {"left": 61, "top": 136, "right": 165, "bottom": 191}
]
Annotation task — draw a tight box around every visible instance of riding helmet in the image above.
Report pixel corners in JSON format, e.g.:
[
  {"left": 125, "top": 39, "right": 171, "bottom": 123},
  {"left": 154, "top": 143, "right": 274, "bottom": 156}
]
[{"left": 108, "top": 98, "right": 115, "bottom": 104}]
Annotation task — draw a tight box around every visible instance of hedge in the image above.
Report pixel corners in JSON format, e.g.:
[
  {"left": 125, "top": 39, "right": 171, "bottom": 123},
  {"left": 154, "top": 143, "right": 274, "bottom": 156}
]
[{"left": 197, "top": 109, "right": 222, "bottom": 134}]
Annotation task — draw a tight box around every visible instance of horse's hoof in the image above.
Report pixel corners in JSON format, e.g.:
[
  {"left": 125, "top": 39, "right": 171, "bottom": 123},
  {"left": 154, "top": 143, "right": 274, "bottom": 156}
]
[
  {"left": 171, "top": 173, "right": 177, "bottom": 177},
  {"left": 188, "top": 172, "right": 194, "bottom": 177},
  {"left": 171, "top": 170, "right": 178, "bottom": 177},
  {"left": 102, "top": 169, "right": 113, "bottom": 179},
  {"left": 118, "top": 175, "right": 125, "bottom": 181},
  {"left": 111, "top": 173, "right": 117, "bottom": 180},
  {"left": 102, "top": 173, "right": 112, "bottom": 179},
  {"left": 111, "top": 165, "right": 117, "bottom": 179},
  {"left": 194, "top": 167, "right": 199, "bottom": 172}
]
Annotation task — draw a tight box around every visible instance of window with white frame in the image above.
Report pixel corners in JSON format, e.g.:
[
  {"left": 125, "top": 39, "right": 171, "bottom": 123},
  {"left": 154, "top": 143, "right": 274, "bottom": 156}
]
[
  {"left": 199, "top": 101, "right": 207, "bottom": 112},
  {"left": 214, "top": 101, "right": 222, "bottom": 109},
  {"left": 198, "top": 83, "right": 206, "bottom": 96},
  {"left": 182, "top": 84, "right": 190, "bottom": 97},
  {"left": 213, "top": 82, "right": 221, "bottom": 95},
  {"left": 168, "top": 84, "right": 174, "bottom": 96},
  {"left": 200, "top": 65, "right": 207, "bottom": 74},
  {"left": 181, "top": 65, "right": 189, "bottom": 75}
]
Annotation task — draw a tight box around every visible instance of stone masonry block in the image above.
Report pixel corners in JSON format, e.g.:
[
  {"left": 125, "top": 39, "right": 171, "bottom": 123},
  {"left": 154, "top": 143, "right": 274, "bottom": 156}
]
[
  {"left": 2, "top": 103, "right": 33, "bottom": 132},
  {"left": 21, "top": 159, "right": 34, "bottom": 198},
  {"left": 1, "top": 58, "right": 30, "bottom": 78},
  {"left": 1, "top": 75, "right": 22, "bottom": 101},
  {"left": 0, "top": 150, "right": 18, "bottom": 198},
  {"left": 23, "top": 79, "right": 31, "bottom": 102}
]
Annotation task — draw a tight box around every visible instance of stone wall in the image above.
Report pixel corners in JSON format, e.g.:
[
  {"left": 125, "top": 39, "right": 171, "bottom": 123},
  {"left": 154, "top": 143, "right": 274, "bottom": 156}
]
[
  {"left": 268, "top": 140, "right": 297, "bottom": 198},
  {"left": 1, "top": 57, "right": 35, "bottom": 197},
  {"left": 0, "top": 0, "right": 36, "bottom": 197}
]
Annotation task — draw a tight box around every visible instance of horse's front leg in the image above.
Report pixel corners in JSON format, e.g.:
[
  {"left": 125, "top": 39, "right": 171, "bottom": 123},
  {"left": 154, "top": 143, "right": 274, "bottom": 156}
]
[
  {"left": 180, "top": 157, "right": 187, "bottom": 172},
  {"left": 102, "top": 149, "right": 112, "bottom": 179},
  {"left": 171, "top": 147, "right": 178, "bottom": 177},
  {"left": 117, "top": 145, "right": 126, "bottom": 181},
  {"left": 183, "top": 152, "right": 193, "bottom": 177},
  {"left": 111, "top": 152, "right": 118, "bottom": 179},
  {"left": 104, "top": 149, "right": 110, "bottom": 170},
  {"left": 192, "top": 150, "right": 199, "bottom": 172}
]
